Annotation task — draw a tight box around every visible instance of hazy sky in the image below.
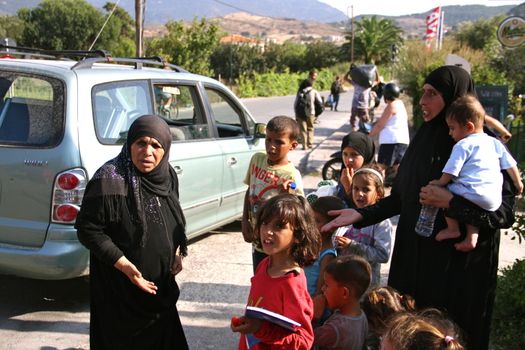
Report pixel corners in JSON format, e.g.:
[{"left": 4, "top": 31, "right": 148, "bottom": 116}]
[{"left": 320, "top": 0, "right": 522, "bottom": 17}]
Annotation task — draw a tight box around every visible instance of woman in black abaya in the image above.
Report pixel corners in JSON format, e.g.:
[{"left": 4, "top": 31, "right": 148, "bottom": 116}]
[
  {"left": 76, "top": 115, "right": 189, "bottom": 350},
  {"left": 322, "top": 66, "right": 516, "bottom": 350}
]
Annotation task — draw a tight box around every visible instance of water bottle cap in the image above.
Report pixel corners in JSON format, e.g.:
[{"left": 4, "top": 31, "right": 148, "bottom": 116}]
[{"left": 290, "top": 182, "right": 297, "bottom": 190}]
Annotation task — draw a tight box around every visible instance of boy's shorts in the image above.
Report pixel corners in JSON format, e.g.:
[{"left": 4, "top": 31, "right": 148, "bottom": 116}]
[{"left": 378, "top": 143, "right": 408, "bottom": 166}]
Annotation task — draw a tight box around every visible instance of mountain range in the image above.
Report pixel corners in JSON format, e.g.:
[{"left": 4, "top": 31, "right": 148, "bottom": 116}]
[
  {"left": 0, "top": 0, "right": 522, "bottom": 41},
  {"left": 0, "top": 0, "right": 348, "bottom": 23},
  {"left": 1, "top": 0, "right": 522, "bottom": 25}
]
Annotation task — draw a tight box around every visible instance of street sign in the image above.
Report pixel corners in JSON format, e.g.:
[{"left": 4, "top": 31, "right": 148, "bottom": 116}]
[{"left": 475, "top": 85, "right": 508, "bottom": 121}]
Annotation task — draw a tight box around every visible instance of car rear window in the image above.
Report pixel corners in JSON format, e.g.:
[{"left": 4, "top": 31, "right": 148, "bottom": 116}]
[{"left": 0, "top": 72, "right": 64, "bottom": 147}]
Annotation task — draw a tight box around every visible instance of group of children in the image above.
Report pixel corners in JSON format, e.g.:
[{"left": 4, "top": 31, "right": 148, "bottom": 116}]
[{"left": 231, "top": 90, "right": 522, "bottom": 349}]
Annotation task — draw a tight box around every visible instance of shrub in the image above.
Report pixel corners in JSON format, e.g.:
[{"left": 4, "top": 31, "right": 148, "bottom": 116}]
[
  {"left": 236, "top": 68, "right": 336, "bottom": 98},
  {"left": 491, "top": 259, "right": 525, "bottom": 349}
]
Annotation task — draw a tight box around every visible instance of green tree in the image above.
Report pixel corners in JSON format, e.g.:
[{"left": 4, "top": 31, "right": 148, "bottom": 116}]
[
  {"left": 493, "top": 45, "right": 525, "bottom": 95},
  {"left": 96, "top": 2, "right": 135, "bottom": 57},
  {"left": 343, "top": 16, "right": 403, "bottom": 64},
  {"left": 210, "top": 43, "right": 264, "bottom": 82},
  {"left": 303, "top": 40, "right": 341, "bottom": 71},
  {"left": 0, "top": 15, "right": 25, "bottom": 40},
  {"left": 146, "top": 18, "right": 221, "bottom": 76},
  {"left": 262, "top": 41, "right": 307, "bottom": 73},
  {"left": 453, "top": 17, "right": 502, "bottom": 50},
  {"left": 17, "top": 0, "right": 104, "bottom": 50}
]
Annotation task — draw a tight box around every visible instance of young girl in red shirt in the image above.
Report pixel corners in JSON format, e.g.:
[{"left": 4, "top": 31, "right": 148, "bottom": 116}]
[{"left": 231, "top": 193, "right": 321, "bottom": 350}]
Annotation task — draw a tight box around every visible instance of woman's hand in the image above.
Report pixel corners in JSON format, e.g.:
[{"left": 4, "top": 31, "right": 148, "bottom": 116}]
[
  {"left": 114, "top": 256, "right": 158, "bottom": 295},
  {"left": 230, "top": 316, "right": 261, "bottom": 334},
  {"left": 171, "top": 255, "right": 183, "bottom": 276},
  {"left": 419, "top": 185, "right": 453, "bottom": 209},
  {"left": 335, "top": 236, "right": 352, "bottom": 249},
  {"left": 340, "top": 167, "right": 355, "bottom": 195},
  {"left": 321, "top": 209, "right": 363, "bottom": 233}
]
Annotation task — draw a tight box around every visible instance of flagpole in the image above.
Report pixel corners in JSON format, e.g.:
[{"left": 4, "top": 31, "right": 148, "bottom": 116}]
[
  {"left": 425, "top": 6, "right": 441, "bottom": 51},
  {"left": 438, "top": 10, "right": 445, "bottom": 50}
]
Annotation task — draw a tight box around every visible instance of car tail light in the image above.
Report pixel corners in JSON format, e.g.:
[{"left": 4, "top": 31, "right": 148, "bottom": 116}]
[
  {"left": 57, "top": 173, "right": 80, "bottom": 190},
  {"left": 52, "top": 168, "right": 87, "bottom": 224}
]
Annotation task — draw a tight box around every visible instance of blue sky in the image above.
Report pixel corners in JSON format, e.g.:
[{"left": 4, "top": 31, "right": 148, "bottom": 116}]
[{"left": 320, "top": 0, "right": 522, "bottom": 17}]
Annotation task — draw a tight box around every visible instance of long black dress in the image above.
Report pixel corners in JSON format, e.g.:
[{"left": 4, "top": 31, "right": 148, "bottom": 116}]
[
  {"left": 76, "top": 115, "right": 189, "bottom": 350},
  {"left": 355, "top": 66, "right": 516, "bottom": 350}
]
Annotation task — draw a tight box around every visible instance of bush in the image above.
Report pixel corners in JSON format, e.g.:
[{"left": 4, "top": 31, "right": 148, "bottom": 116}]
[
  {"left": 236, "top": 68, "right": 336, "bottom": 98},
  {"left": 491, "top": 259, "right": 525, "bottom": 349}
]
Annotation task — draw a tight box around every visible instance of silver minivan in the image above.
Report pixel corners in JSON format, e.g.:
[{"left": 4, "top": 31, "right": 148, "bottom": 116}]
[{"left": 0, "top": 49, "right": 265, "bottom": 279}]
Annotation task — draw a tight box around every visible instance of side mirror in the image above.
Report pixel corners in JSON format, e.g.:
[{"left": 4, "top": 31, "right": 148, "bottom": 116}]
[{"left": 254, "top": 123, "right": 266, "bottom": 139}]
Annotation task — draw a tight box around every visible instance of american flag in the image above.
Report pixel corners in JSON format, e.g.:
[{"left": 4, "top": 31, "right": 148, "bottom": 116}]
[{"left": 425, "top": 7, "right": 441, "bottom": 48}]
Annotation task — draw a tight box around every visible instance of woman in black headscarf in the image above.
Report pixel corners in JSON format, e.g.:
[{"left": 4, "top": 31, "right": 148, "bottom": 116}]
[
  {"left": 323, "top": 66, "right": 516, "bottom": 350},
  {"left": 76, "top": 115, "right": 189, "bottom": 350},
  {"left": 336, "top": 131, "right": 376, "bottom": 207}
]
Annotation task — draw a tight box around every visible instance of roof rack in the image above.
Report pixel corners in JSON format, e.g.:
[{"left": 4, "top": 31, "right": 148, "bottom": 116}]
[
  {"left": 0, "top": 44, "right": 109, "bottom": 60},
  {"left": 71, "top": 56, "right": 188, "bottom": 72}
]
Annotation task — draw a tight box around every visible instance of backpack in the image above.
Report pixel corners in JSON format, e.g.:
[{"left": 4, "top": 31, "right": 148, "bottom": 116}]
[
  {"left": 295, "top": 87, "right": 324, "bottom": 118},
  {"left": 294, "top": 87, "right": 310, "bottom": 119},
  {"left": 314, "top": 95, "right": 324, "bottom": 117}
]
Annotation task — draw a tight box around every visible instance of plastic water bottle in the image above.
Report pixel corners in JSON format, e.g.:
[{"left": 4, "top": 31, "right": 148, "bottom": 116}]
[
  {"left": 287, "top": 181, "right": 297, "bottom": 194},
  {"left": 415, "top": 204, "right": 439, "bottom": 237}
]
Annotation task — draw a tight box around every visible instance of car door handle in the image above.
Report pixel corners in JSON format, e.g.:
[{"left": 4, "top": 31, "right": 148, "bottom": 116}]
[
  {"left": 227, "top": 157, "right": 237, "bottom": 166},
  {"left": 173, "top": 165, "right": 183, "bottom": 175}
]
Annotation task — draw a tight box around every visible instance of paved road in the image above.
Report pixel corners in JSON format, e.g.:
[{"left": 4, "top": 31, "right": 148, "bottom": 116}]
[{"left": 0, "top": 93, "right": 523, "bottom": 349}]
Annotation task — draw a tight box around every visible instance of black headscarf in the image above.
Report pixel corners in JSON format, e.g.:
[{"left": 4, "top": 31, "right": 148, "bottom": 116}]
[
  {"left": 127, "top": 115, "right": 173, "bottom": 196},
  {"left": 341, "top": 131, "right": 376, "bottom": 164},
  {"left": 394, "top": 66, "right": 476, "bottom": 203}
]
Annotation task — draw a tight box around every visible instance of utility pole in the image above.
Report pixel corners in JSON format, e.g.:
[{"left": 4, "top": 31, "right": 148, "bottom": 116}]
[
  {"left": 347, "top": 5, "right": 354, "bottom": 63},
  {"left": 351, "top": 5, "right": 354, "bottom": 63},
  {"left": 135, "top": 0, "right": 143, "bottom": 57}
]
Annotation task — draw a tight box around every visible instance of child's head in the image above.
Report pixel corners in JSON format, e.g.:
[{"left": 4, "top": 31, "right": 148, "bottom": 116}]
[
  {"left": 322, "top": 255, "right": 371, "bottom": 310},
  {"left": 352, "top": 165, "right": 385, "bottom": 208},
  {"left": 341, "top": 132, "right": 375, "bottom": 171},
  {"left": 254, "top": 193, "right": 320, "bottom": 267},
  {"left": 265, "top": 116, "right": 299, "bottom": 164},
  {"left": 362, "top": 286, "right": 416, "bottom": 336},
  {"left": 311, "top": 195, "right": 345, "bottom": 234},
  {"left": 382, "top": 310, "right": 464, "bottom": 350},
  {"left": 445, "top": 95, "right": 485, "bottom": 142}
]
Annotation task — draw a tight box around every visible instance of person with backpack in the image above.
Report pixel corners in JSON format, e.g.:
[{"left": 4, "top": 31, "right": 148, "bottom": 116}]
[
  {"left": 330, "top": 76, "right": 342, "bottom": 111},
  {"left": 345, "top": 65, "right": 380, "bottom": 133},
  {"left": 294, "top": 70, "right": 323, "bottom": 150}
]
